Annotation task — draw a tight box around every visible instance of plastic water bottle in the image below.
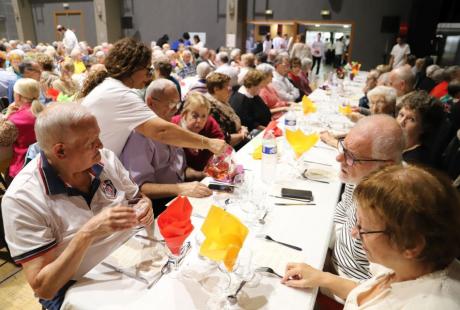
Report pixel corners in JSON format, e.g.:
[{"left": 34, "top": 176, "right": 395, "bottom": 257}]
[
  {"left": 261, "top": 130, "right": 277, "bottom": 182},
  {"left": 284, "top": 109, "right": 297, "bottom": 131}
]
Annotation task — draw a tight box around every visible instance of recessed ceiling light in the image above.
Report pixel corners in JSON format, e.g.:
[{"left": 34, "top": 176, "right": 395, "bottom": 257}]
[
  {"left": 343, "top": 25, "right": 350, "bottom": 28},
  {"left": 315, "top": 24, "right": 320, "bottom": 27}
]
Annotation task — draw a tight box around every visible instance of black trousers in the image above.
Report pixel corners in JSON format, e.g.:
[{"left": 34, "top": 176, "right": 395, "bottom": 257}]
[{"left": 312, "top": 56, "right": 322, "bottom": 75}]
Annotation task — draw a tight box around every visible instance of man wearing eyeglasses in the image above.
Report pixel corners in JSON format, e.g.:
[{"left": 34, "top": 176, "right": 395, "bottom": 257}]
[
  {"left": 120, "top": 79, "right": 212, "bottom": 216},
  {"left": 331, "top": 115, "right": 404, "bottom": 284}
]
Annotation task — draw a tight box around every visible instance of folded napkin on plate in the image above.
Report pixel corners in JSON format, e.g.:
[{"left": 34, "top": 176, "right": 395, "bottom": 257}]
[
  {"left": 199, "top": 206, "right": 249, "bottom": 271},
  {"left": 302, "top": 95, "right": 317, "bottom": 114},
  {"left": 158, "top": 196, "right": 194, "bottom": 255},
  {"left": 285, "top": 129, "right": 319, "bottom": 158},
  {"left": 265, "top": 120, "right": 283, "bottom": 137}
]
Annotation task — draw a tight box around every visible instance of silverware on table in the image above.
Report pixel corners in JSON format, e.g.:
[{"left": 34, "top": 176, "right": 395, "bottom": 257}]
[
  {"left": 135, "top": 234, "right": 165, "bottom": 243},
  {"left": 227, "top": 280, "right": 248, "bottom": 305},
  {"left": 275, "top": 203, "right": 316, "bottom": 206},
  {"left": 258, "top": 234, "right": 303, "bottom": 251},
  {"left": 101, "top": 262, "right": 149, "bottom": 284},
  {"left": 255, "top": 266, "right": 283, "bottom": 278},
  {"left": 303, "top": 160, "right": 332, "bottom": 167},
  {"left": 269, "top": 195, "right": 313, "bottom": 203},
  {"left": 302, "top": 169, "right": 330, "bottom": 184},
  {"left": 147, "top": 260, "right": 172, "bottom": 289},
  {"left": 258, "top": 211, "right": 268, "bottom": 225}
]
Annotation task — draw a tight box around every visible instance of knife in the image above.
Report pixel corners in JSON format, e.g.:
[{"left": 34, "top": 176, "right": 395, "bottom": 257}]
[{"left": 101, "top": 262, "right": 149, "bottom": 284}]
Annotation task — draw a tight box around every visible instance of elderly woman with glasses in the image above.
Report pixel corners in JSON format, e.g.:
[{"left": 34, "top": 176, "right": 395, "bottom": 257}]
[{"left": 283, "top": 165, "right": 460, "bottom": 309}]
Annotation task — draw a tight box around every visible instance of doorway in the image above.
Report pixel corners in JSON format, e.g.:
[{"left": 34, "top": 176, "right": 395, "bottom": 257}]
[{"left": 54, "top": 11, "right": 85, "bottom": 42}]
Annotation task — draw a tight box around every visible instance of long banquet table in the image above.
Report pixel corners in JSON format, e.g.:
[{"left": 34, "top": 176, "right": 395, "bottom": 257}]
[{"left": 61, "top": 73, "right": 366, "bottom": 310}]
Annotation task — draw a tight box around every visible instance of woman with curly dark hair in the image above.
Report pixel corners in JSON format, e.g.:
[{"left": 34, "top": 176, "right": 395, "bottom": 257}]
[{"left": 81, "top": 37, "right": 226, "bottom": 157}]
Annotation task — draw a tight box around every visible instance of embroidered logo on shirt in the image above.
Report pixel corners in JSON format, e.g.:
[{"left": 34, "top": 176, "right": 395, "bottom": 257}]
[{"left": 101, "top": 180, "right": 117, "bottom": 199}]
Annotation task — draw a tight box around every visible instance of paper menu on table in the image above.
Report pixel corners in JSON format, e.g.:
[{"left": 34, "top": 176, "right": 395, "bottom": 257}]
[{"left": 251, "top": 238, "right": 307, "bottom": 276}]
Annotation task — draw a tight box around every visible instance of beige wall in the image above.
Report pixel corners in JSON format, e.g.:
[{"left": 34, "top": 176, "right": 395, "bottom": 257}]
[{"left": 11, "top": 0, "right": 36, "bottom": 42}]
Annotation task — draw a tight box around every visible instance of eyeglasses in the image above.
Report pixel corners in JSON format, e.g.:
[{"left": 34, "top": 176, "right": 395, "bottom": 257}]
[
  {"left": 354, "top": 224, "right": 388, "bottom": 240},
  {"left": 337, "top": 138, "right": 391, "bottom": 166}
]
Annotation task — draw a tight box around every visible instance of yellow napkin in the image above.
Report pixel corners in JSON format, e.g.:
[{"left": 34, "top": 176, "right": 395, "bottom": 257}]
[
  {"left": 252, "top": 143, "right": 262, "bottom": 160},
  {"left": 339, "top": 104, "right": 352, "bottom": 115},
  {"left": 302, "top": 95, "right": 317, "bottom": 114},
  {"left": 285, "top": 129, "right": 319, "bottom": 158},
  {"left": 199, "top": 206, "right": 249, "bottom": 271}
]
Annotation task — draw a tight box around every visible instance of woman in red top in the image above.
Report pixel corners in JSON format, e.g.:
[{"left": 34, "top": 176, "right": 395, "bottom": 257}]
[
  {"left": 171, "top": 92, "right": 225, "bottom": 171},
  {"left": 257, "top": 63, "right": 291, "bottom": 120},
  {"left": 2, "top": 78, "right": 44, "bottom": 179},
  {"left": 288, "top": 57, "right": 312, "bottom": 97}
]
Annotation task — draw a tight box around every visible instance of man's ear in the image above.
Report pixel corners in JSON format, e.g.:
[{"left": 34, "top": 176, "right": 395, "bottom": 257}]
[
  {"left": 52, "top": 143, "right": 66, "bottom": 159},
  {"left": 146, "top": 96, "right": 155, "bottom": 110}
]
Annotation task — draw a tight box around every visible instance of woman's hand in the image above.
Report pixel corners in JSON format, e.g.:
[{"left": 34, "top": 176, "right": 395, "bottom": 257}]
[
  {"left": 346, "top": 112, "right": 364, "bottom": 123},
  {"left": 282, "top": 262, "right": 327, "bottom": 289}
]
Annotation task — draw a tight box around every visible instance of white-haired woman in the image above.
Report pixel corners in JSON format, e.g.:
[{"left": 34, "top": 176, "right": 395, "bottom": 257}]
[
  {"left": 1, "top": 78, "right": 44, "bottom": 180},
  {"left": 189, "top": 62, "right": 213, "bottom": 94},
  {"left": 257, "top": 63, "right": 292, "bottom": 120}
]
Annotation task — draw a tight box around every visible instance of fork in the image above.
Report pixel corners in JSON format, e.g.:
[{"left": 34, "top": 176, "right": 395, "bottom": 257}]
[{"left": 256, "top": 266, "right": 282, "bottom": 278}]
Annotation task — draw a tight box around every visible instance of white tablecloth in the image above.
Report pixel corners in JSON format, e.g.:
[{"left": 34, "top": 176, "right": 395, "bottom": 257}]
[{"left": 62, "top": 74, "right": 366, "bottom": 310}]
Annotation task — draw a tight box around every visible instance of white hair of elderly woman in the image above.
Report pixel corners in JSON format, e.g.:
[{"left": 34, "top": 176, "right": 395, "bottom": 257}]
[
  {"left": 196, "top": 62, "right": 213, "bottom": 79},
  {"left": 146, "top": 78, "right": 177, "bottom": 99},
  {"left": 230, "top": 48, "right": 241, "bottom": 60},
  {"left": 301, "top": 58, "right": 313, "bottom": 70},
  {"left": 256, "top": 63, "right": 275, "bottom": 74},
  {"left": 367, "top": 85, "right": 397, "bottom": 106},
  {"left": 35, "top": 103, "right": 95, "bottom": 153},
  {"left": 426, "top": 64, "right": 440, "bottom": 79}
]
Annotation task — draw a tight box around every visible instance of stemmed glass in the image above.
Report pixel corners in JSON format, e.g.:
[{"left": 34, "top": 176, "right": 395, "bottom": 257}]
[
  {"left": 284, "top": 128, "right": 319, "bottom": 180},
  {"left": 206, "top": 247, "right": 260, "bottom": 309},
  {"left": 164, "top": 241, "right": 191, "bottom": 278}
]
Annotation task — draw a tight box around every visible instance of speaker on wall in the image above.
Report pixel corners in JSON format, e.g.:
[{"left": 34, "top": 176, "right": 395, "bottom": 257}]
[
  {"left": 381, "top": 16, "right": 400, "bottom": 33},
  {"left": 121, "top": 16, "right": 133, "bottom": 29}
]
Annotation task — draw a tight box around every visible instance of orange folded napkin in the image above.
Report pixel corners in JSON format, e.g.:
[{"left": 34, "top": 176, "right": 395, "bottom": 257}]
[
  {"left": 199, "top": 206, "right": 249, "bottom": 271},
  {"left": 265, "top": 121, "right": 283, "bottom": 137},
  {"left": 302, "top": 95, "right": 317, "bottom": 115},
  {"left": 285, "top": 129, "right": 319, "bottom": 158},
  {"left": 158, "top": 196, "right": 194, "bottom": 255}
]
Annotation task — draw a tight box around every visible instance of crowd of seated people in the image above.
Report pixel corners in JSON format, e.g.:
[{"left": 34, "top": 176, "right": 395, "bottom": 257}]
[{"left": 0, "top": 33, "right": 459, "bottom": 310}]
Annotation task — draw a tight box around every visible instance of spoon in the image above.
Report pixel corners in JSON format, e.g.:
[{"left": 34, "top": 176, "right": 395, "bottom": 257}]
[
  {"left": 260, "top": 235, "right": 303, "bottom": 251},
  {"left": 227, "top": 280, "right": 247, "bottom": 305},
  {"left": 258, "top": 211, "right": 268, "bottom": 225}
]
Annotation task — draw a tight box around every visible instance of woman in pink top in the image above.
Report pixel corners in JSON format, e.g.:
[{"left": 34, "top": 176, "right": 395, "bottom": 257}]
[
  {"left": 3, "top": 78, "right": 44, "bottom": 179},
  {"left": 256, "top": 63, "right": 291, "bottom": 120}
]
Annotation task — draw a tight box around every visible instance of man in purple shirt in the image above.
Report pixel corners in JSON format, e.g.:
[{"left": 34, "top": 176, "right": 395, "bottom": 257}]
[{"left": 120, "top": 79, "right": 211, "bottom": 216}]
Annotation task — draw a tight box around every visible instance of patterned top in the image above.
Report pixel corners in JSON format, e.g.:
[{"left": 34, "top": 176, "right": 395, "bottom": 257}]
[
  {"left": 205, "top": 93, "right": 241, "bottom": 143},
  {"left": 177, "top": 62, "right": 197, "bottom": 80},
  {"left": 332, "top": 183, "right": 372, "bottom": 281}
]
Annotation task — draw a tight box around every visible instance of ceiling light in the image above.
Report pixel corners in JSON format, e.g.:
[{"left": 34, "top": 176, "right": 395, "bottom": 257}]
[
  {"left": 343, "top": 25, "right": 350, "bottom": 28},
  {"left": 315, "top": 24, "right": 320, "bottom": 27}
]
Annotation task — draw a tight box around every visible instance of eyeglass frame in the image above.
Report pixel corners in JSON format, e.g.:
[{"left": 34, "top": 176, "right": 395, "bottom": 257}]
[
  {"left": 337, "top": 138, "right": 392, "bottom": 166},
  {"left": 151, "top": 96, "right": 181, "bottom": 110},
  {"left": 354, "top": 223, "right": 388, "bottom": 240}
]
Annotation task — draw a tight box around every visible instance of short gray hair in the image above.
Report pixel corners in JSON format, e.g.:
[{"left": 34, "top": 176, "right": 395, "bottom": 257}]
[
  {"left": 301, "top": 58, "right": 312, "bottom": 70},
  {"left": 426, "top": 65, "right": 440, "bottom": 79},
  {"left": 196, "top": 62, "right": 213, "bottom": 79},
  {"left": 230, "top": 48, "right": 241, "bottom": 60},
  {"left": 431, "top": 68, "right": 445, "bottom": 83},
  {"left": 353, "top": 114, "right": 404, "bottom": 163},
  {"left": 145, "top": 78, "right": 177, "bottom": 100},
  {"left": 273, "top": 54, "right": 289, "bottom": 67},
  {"left": 216, "top": 52, "right": 229, "bottom": 64},
  {"left": 367, "top": 86, "right": 397, "bottom": 106},
  {"left": 35, "top": 103, "right": 95, "bottom": 153},
  {"left": 393, "top": 66, "right": 415, "bottom": 90},
  {"left": 256, "top": 63, "right": 274, "bottom": 74}
]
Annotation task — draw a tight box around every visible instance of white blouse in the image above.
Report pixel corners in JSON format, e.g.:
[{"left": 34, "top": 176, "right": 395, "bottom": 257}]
[{"left": 344, "top": 260, "right": 460, "bottom": 309}]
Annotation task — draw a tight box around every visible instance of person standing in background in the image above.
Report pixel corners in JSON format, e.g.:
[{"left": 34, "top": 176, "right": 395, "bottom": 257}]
[
  {"left": 311, "top": 33, "right": 324, "bottom": 75},
  {"left": 57, "top": 25, "right": 78, "bottom": 55},
  {"left": 389, "top": 36, "right": 411, "bottom": 69}
]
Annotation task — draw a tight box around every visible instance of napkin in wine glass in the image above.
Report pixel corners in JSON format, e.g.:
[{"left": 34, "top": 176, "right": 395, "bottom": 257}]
[
  {"left": 157, "top": 196, "right": 194, "bottom": 255},
  {"left": 199, "top": 205, "right": 249, "bottom": 271},
  {"left": 265, "top": 120, "right": 283, "bottom": 137},
  {"left": 285, "top": 129, "right": 319, "bottom": 158},
  {"left": 302, "top": 95, "right": 317, "bottom": 115}
]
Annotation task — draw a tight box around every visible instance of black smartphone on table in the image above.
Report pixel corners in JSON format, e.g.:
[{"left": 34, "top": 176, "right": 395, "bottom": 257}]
[
  {"left": 208, "top": 183, "right": 235, "bottom": 193},
  {"left": 281, "top": 188, "right": 313, "bottom": 201}
]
